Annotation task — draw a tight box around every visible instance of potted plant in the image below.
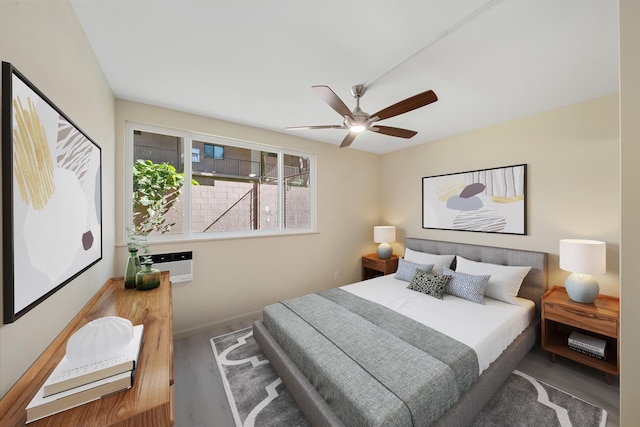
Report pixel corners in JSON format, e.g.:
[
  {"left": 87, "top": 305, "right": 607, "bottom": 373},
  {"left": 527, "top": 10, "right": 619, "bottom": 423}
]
[{"left": 125, "top": 159, "right": 198, "bottom": 289}]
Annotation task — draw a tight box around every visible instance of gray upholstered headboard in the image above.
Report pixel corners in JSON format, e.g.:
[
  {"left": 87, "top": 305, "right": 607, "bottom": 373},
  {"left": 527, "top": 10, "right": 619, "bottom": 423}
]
[{"left": 405, "top": 238, "right": 548, "bottom": 315}]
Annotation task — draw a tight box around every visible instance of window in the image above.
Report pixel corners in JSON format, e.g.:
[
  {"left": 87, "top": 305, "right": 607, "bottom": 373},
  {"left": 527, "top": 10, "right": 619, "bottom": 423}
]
[
  {"left": 127, "top": 123, "right": 315, "bottom": 241},
  {"left": 204, "top": 143, "right": 224, "bottom": 159}
]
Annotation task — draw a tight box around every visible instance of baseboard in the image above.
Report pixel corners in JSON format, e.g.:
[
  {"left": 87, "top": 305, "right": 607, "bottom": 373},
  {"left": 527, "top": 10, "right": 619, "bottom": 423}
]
[{"left": 174, "top": 310, "right": 263, "bottom": 340}]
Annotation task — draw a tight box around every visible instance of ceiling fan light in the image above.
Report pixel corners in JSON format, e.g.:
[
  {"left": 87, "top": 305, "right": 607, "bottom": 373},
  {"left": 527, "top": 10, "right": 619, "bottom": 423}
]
[{"left": 345, "top": 115, "right": 368, "bottom": 133}]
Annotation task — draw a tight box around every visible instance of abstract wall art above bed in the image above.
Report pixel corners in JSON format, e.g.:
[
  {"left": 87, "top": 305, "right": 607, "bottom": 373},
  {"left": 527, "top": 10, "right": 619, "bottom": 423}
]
[
  {"left": 422, "top": 164, "right": 526, "bottom": 235},
  {"left": 2, "top": 62, "right": 102, "bottom": 323}
]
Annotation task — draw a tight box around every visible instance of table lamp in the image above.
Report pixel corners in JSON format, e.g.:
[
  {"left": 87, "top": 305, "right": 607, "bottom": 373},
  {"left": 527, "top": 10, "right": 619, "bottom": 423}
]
[
  {"left": 374, "top": 226, "right": 396, "bottom": 259},
  {"left": 559, "top": 239, "right": 606, "bottom": 304}
]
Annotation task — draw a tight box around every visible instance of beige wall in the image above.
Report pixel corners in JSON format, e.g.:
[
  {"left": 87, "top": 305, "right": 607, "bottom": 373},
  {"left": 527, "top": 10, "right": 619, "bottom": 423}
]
[
  {"left": 381, "top": 94, "right": 620, "bottom": 297},
  {"left": 0, "top": 0, "right": 115, "bottom": 396},
  {"left": 620, "top": 0, "right": 640, "bottom": 424},
  {"left": 115, "top": 100, "right": 380, "bottom": 335}
]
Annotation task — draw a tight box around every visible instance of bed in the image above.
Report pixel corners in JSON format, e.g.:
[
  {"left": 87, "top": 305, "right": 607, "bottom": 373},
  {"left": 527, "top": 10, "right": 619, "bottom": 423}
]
[{"left": 253, "top": 238, "right": 548, "bottom": 426}]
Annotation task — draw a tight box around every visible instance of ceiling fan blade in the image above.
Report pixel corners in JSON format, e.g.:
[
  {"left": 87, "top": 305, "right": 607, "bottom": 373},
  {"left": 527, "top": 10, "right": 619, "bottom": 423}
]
[
  {"left": 371, "top": 125, "right": 417, "bottom": 139},
  {"left": 312, "top": 85, "right": 354, "bottom": 119},
  {"left": 340, "top": 132, "right": 357, "bottom": 148},
  {"left": 370, "top": 90, "right": 438, "bottom": 121},
  {"left": 286, "top": 125, "right": 345, "bottom": 130}
]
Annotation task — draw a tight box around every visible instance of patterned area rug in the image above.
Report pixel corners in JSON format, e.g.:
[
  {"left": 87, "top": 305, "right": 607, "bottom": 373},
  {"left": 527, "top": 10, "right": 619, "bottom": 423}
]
[{"left": 211, "top": 328, "right": 607, "bottom": 427}]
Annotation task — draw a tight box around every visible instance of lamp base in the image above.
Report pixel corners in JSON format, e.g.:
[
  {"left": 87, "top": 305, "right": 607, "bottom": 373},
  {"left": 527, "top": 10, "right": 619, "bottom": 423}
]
[
  {"left": 565, "top": 273, "right": 599, "bottom": 304},
  {"left": 377, "top": 243, "right": 392, "bottom": 259}
]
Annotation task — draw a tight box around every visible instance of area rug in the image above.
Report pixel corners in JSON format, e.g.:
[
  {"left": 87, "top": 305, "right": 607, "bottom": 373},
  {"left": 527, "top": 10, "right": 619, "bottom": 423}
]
[{"left": 211, "top": 328, "right": 607, "bottom": 427}]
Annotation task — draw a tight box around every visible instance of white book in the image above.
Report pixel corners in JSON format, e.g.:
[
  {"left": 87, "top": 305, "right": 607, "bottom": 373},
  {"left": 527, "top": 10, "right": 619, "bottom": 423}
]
[
  {"left": 42, "top": 324, "right": 143, "bottom": 397},
  {"left": 26, "top": 370, "right": 133, "bottom": 423},
  {"left": 568, "top": 331, "right": 606, "bottom": 355}
]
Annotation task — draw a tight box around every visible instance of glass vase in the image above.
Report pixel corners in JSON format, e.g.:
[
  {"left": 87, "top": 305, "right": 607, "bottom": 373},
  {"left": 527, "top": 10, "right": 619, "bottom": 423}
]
[
  {"left": 136, "top": 262, "right": 161, "bottom": 290},
  {"left": 124, "top": 248, "right": 141, "bottom": 289}
]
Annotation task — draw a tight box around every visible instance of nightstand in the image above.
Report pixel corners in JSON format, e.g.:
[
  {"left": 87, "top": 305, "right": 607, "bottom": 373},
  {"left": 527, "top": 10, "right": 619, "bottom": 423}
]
[
  {"left": 541, "top": 285, "right": 619, "bottom": 384},
  {"left": 361, "top": 253, "right": 399, "bottom": 280}
]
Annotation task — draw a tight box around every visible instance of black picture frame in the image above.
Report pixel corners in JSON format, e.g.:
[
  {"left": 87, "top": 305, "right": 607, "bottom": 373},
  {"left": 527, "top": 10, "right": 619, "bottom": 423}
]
[
  {"left": 2, "top": 62, "right": 103, "bottom": 323},
  {"left": 422, "top": 164, "right": 527, "bottom": 235}
]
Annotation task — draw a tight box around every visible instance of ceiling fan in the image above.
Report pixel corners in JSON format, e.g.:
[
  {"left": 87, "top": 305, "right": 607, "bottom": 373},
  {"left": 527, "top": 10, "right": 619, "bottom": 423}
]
[{"left": 286, "top": 85, "right": 438, "bottom": 148}]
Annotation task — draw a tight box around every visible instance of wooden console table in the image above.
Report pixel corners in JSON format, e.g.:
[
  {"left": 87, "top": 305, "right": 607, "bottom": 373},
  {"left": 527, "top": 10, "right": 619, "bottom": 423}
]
[{"left": 0, "top": 273, "right": 174, "bottom": 426}]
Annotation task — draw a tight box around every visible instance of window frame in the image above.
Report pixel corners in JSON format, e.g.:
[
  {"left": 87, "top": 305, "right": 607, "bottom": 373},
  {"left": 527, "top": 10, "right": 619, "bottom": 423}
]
[
  {"left": 125, "top": 122, "right": 316, "bottom": 243},
  {"left": 204, "top": 143, "right": 224, "bottom": 159},
  {"left": 191, "top": 147, "right": 201, "bottom": 163}
]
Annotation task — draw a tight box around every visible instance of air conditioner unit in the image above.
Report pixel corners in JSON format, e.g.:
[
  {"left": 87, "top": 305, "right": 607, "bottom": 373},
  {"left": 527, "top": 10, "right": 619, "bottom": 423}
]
[{"left": 148, "top": 251, "right": 193, "bottom": 283}]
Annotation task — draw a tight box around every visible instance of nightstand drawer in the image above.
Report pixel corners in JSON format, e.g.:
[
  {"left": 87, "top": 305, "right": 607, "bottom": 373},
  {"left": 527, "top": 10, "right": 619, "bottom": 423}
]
[
  {"left": 362, "top": 256, "right": 384, "bottom": 270},
  {"left": 544, "top": 302, "right": 618, "bottom": 337}
]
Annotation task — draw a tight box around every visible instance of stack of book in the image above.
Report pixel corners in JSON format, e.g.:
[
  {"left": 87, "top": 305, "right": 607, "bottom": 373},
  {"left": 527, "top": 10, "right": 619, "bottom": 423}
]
[
  {"left": 25, "top": 324, "right": 144, "bottom": 423},
  {"left": 568, "top": 331, "right": 606, "bottom": 360}
]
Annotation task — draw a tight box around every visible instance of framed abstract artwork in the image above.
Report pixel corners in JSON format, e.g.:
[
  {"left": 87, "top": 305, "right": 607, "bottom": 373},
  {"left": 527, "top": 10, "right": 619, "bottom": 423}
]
[
  {"left": 2, "top": 62, "right": 102, "bottom": 323},
  {"left": 422, "top": 164, "right": 526, "bottom": 235}
]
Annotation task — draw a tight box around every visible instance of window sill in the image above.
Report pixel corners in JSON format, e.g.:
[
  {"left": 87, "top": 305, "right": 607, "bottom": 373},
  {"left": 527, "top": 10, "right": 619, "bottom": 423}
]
[{"left": 118, "top": 229, "right": 320, "bottom": 248}]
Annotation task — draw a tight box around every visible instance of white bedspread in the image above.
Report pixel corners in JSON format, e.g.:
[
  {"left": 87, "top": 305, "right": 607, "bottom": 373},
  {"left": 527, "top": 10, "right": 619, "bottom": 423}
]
[{"left": 341, "top": 275, "right": 535, "bottom": 374}]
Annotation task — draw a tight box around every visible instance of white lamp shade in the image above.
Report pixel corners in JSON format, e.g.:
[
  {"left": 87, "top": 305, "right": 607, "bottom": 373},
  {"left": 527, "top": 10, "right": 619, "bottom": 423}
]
[
  {"left": 374, "top": 226, "right": 396, "bottom": 243},
  {"left": 559, "top": 239, "right": 606, "bottom": 275}
]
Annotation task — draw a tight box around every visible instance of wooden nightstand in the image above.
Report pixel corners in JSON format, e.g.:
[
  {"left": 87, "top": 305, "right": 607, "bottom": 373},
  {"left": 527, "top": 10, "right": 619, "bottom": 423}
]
[
  {"left": 541, "top": 285, "right": 619, "bottom": 383},
  {"left": 362, "top": 253, "right": 399, "bottom": 280}
]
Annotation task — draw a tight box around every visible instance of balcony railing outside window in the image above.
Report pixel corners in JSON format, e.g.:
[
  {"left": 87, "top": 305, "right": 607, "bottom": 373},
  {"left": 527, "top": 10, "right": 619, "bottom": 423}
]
[{"left": 135, "top": 144, "right": 299, "bottom": 180}]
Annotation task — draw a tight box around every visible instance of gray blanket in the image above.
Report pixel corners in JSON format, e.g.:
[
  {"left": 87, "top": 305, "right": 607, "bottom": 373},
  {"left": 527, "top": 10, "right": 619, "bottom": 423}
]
[{"left": 263, "top": 289, "right": 479, "bottom": 426}]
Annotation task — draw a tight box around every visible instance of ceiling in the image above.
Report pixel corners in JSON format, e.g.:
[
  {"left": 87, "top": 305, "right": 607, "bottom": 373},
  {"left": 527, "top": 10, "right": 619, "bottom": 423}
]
[{"left": 70, "top": 0, "right": 619, "bottom": 154}]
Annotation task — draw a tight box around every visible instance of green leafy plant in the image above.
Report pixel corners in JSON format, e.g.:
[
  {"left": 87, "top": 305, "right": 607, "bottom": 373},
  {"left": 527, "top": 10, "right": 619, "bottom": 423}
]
[{"left": 130, "top": 159, "right": 198, "bottom": 257}]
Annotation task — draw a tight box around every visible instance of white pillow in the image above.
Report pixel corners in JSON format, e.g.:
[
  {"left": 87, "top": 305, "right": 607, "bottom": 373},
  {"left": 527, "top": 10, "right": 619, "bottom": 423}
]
[
  {"left": 404, "top": 248, "right": 455, "bottom": 274},
  {"left": 454, "top": 255, "right": 531, "bottom": 305}
]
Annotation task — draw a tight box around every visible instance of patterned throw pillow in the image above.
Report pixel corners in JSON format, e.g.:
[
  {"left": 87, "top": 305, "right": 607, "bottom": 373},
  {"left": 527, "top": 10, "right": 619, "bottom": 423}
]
[
  {"left": 407, "top": 270, "right": 451, "bottom": 299},
  {"left": 395, "top": 258, "right": 434, "bottom": 282},
  {"left": 443, "top": 267, "right": 490, "bottom": 305}
]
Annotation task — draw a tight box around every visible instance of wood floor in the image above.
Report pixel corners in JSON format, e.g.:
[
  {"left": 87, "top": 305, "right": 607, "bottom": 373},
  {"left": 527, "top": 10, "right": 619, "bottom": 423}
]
[{"left": 174, "top": 321, "right": 620, "bottom": 427}]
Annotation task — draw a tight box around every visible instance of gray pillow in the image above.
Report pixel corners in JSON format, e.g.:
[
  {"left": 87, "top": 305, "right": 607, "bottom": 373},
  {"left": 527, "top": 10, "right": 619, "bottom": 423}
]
[
  {"left": 407, "top": 271, "right": 451, "bottom": 299},
  {"left": 395, "top": 258, "right": 434, "bottom": 282},
  {"left": 443, "top": 267, "right": 490, "bottom": 305}
]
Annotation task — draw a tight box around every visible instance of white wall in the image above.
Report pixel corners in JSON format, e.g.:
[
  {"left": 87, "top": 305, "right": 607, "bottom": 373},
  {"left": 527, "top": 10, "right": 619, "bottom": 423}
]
[
  {"left": 0, "top": 0, "right": 115, "bottom": 396},
  {"left": 381, "top": 94, "right": 620, "bottom": 296},
  {"left": 114, "top": 100, "right": 381, "bottom": 335}
]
